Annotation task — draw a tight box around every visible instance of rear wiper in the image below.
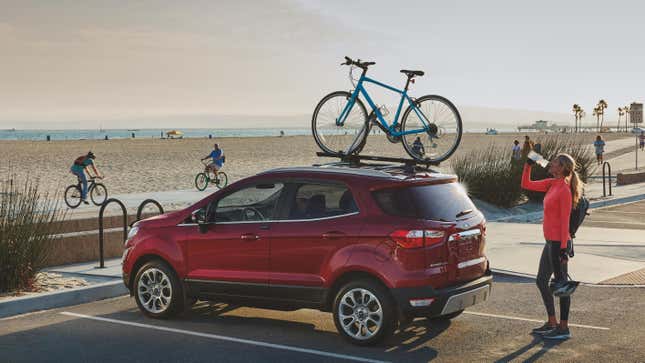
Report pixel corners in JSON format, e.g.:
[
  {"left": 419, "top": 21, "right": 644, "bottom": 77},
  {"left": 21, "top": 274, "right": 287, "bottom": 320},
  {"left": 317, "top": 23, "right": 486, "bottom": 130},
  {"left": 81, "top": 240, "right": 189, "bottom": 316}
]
[{"left": 455, "top": 209, "right": 473, "bottom": 218}]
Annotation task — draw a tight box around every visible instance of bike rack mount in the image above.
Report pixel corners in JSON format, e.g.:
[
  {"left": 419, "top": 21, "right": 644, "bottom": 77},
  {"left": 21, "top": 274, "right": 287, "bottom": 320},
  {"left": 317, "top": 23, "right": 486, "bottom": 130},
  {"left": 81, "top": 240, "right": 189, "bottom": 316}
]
[
  {"left": 602, "top": 161, "right": 612, "bottom": 197},
  {"left": 316, "top": 152, "right": 440, "bottom": 173},
  {"left": 136, "top": 199, "right": 164, "bottom": 221},
  {"left": 97, "top": 198, "right": 165, "bottom": 269}
]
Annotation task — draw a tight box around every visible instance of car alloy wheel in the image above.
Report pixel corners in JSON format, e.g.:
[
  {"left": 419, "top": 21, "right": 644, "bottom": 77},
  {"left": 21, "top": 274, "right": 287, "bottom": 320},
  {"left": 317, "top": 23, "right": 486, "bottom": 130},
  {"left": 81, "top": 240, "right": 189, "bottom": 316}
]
[
  {"left": 338, "top": 288, "right": 383, "bottom": 340},
  {"left": 137, "top": 267, "right": 173, "bottom": 314}
]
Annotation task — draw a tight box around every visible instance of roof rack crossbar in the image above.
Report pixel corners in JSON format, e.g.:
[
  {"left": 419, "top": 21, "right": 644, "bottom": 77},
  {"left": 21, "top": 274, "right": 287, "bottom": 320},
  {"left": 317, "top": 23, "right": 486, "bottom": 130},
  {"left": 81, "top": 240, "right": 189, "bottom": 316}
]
[{"left": 315, "top": 152, "right": 440, "bottom": 170}]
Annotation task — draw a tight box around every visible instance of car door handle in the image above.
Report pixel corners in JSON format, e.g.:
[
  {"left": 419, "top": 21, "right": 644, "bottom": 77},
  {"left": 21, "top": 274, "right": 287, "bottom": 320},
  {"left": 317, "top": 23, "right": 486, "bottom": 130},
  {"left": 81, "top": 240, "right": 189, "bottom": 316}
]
[
  {"left": 322, "top": 231, "right": 346, "bottom": 239},
  {"left": 240, "top": 233, "right": 260, "bottom": 241}
]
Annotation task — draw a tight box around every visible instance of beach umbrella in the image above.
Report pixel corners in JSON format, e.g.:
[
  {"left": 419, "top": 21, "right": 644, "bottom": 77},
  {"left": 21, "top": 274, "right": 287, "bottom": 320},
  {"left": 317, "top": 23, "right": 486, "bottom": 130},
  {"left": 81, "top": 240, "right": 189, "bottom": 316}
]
[{"left": 166, "top": 130, "right": 184, "bottom": 138}]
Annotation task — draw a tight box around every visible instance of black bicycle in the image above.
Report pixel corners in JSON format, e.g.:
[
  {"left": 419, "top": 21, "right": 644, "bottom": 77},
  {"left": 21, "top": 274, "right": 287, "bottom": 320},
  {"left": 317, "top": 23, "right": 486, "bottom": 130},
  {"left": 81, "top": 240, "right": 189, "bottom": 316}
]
[{"left": 64, "top": 176, "right": 108, "bottom": 208}]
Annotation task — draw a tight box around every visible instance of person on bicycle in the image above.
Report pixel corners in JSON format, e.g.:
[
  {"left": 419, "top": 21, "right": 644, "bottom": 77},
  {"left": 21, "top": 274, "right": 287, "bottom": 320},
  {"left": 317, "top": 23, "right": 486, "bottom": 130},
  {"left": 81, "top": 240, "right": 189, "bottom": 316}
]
[
  {"left": 411, "top": 136, "right": 425, "bottom": 157},
  {"left": 201, "top": 143, "right": 225, "bottom": 174},
  {"left": 70, "top": 151, "right": 102, "bottom": 204}
]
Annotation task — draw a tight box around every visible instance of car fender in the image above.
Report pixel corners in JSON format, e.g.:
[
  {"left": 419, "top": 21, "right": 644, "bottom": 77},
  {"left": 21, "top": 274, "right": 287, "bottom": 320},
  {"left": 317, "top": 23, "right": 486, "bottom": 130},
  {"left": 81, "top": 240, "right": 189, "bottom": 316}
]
[{"left": 128, "top": 232, "right": 187, "bottom": 278}]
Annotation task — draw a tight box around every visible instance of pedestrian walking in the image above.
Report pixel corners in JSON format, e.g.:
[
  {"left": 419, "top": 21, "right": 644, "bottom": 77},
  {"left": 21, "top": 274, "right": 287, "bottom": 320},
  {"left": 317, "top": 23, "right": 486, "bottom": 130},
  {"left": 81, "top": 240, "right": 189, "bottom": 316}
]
[
  {"left": 593, "top": 135, "right": 605, "bottom": 165},
  {"left": 512, "top": 140, "right": 521, "bottom": 161},
  {"left": 521, "top": 153, "right": 583, "bottom": 340},
  {"left": 639, "top": 131, "right": 644, "bottom": 151}
]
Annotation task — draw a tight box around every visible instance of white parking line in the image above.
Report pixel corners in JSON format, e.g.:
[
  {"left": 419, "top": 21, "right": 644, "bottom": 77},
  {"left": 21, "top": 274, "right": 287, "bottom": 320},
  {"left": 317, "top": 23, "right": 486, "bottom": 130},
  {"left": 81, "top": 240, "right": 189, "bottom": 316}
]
[
  {"left": 59, "top": 312, "right": 388, "bottom": 363},
  {"left": 464, "top": 311, "right": 610, "bottom": 330}
]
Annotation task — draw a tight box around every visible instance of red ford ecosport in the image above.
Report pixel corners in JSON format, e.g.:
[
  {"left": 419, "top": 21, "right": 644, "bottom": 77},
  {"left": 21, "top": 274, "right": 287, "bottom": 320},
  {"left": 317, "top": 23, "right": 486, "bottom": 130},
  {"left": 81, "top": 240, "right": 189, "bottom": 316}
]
[{"left": 122, "top": 163, "right": 492, "bottom": 345}]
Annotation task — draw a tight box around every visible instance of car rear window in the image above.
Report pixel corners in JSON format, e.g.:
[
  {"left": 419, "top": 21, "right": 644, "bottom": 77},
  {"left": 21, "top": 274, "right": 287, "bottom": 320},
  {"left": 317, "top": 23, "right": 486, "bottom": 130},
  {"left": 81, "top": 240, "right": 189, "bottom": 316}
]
[{"left": 373, "top": 182, "right": 476, "bottom": 221}]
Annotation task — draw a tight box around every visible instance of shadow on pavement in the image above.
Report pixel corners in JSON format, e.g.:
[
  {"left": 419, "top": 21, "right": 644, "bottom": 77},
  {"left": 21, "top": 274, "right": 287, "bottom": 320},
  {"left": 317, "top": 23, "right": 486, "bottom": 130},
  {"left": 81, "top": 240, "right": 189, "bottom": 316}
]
[{"left": 494, "top": 335, "right": 563, "bottom": 363}]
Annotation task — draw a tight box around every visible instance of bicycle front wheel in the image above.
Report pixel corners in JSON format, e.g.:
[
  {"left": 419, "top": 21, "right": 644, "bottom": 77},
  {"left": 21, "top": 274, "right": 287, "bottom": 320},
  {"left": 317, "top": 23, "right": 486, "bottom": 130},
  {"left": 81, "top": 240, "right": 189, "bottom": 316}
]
[
  {"left": 401, "top": 95, "right": 462, "bottom": 162},
  {"left": 215, "top": 172, "right": 228, "bottom": 189},
  {"left": 195, "top": 173, "right": 209, "bottom": 191},
  {"left": 90, "top": 183, "right": 108, "bottom": 206},
  {"left": 64, "top": 185, "right": 82, "bottom": 209},
  {"left": 312, "top": 91, "right": 369, "bottom": 155}
]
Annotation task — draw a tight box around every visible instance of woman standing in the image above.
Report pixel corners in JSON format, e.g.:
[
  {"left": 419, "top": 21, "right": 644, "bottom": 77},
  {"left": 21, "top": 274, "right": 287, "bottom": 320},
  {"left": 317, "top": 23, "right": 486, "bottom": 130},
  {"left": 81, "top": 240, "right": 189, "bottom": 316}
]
[{"left": 521, "top": 153, "right": 583, "bottom": 340}]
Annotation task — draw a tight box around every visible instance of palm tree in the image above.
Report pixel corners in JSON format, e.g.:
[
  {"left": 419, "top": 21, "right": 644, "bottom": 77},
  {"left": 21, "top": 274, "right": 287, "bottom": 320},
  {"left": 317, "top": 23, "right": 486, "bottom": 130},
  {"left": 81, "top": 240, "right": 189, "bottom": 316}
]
[
  {"left": 624, "top": 105, "right": 631, "bottom": 132},
  {"left": 572, "top": 104, "right": 580, "bottom": 132},
  {"left": 597, "top": 99, "right": 608, "bottom": 131},
  {"left": 617, "top": 107, "right": 624, "bottom": 131},
  {"left": 593, "top": 107, "right": 600, "bottom": 131}
]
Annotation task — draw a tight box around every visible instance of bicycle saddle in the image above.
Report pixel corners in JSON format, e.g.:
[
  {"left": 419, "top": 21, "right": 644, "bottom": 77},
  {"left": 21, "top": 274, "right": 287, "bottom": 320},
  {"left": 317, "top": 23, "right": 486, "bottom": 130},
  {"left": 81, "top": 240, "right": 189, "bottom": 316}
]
[{"left": 400, "top": 69, "right": 425, "bottom": 77}]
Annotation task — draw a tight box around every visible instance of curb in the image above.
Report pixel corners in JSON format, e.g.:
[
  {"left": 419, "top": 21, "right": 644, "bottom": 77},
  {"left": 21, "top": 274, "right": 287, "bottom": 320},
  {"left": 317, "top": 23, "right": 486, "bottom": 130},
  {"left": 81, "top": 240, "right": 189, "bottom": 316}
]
[
  {"left": 0, "top": 280, "right": 128, "bottom": 319},
  {"left": 490, "top": 192, "right": 645, "bottom": 223},
  {"left": 491, "top": 269, "right": 645, "bottom": 288}
]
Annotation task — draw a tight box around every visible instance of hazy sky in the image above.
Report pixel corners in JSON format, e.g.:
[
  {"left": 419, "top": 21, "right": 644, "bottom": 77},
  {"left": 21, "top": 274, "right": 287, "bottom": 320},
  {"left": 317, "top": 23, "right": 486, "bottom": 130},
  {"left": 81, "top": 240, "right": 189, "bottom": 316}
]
[{"left": 2, "top": 0, "right": 645, "bottom": 127}]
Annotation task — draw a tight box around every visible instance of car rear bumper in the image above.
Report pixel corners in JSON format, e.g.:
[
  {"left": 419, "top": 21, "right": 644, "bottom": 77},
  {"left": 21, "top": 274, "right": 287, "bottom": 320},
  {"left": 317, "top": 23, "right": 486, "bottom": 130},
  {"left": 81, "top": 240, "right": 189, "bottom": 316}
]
[{"left": 391, "top": 270, "right": 493, "bottom": 317}]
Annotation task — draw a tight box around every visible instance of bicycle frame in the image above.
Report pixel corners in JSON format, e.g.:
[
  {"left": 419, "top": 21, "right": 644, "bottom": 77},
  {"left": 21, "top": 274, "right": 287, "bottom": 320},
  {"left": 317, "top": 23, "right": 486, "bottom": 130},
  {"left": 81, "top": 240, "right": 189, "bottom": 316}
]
[{"left": 336, "top": 73, "right": 433, "bottom": 137}]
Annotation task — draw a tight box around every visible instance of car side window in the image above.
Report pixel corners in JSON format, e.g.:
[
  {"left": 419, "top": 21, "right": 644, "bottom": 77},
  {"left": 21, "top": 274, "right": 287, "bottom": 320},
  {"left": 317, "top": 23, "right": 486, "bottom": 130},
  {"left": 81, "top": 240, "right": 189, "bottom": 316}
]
[
  {"left": 288, "top": 183, "right": 357, "bottom": 220},
  {"left": 211, "top": 183, "right": 284, "bottom": 223}
]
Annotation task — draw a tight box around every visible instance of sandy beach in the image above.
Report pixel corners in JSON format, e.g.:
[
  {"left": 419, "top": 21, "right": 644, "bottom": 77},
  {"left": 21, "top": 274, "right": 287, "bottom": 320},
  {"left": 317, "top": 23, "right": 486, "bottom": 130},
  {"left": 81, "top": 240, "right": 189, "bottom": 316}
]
[{"left": 0, "top": 132, "right": 631, "bottom": 197}]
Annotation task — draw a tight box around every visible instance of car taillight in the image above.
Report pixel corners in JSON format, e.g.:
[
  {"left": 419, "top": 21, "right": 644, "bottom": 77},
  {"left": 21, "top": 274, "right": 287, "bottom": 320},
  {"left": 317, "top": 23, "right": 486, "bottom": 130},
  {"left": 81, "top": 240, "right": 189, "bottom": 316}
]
[{"left": 390, "top": 230, "right": 445, "bottom": 249}]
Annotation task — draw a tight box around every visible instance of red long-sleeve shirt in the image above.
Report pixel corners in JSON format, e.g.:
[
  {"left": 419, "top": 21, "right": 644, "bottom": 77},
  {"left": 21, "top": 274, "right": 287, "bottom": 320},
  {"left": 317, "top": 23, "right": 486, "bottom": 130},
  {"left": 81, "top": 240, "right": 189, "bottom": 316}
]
[{"left": 521, "top": 164, "right": 572, "bottom": 248}]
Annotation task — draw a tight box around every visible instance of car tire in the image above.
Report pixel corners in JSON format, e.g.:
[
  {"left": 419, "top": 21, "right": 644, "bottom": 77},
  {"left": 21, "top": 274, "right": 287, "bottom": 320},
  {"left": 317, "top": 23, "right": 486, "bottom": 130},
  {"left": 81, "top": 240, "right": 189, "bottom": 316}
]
[
  {"left": 332, "top": 279, "right": 397, "bottom": 346},
  {"left": 427, "top": 309, "right": 464, "bottom": 321},
  {"left": 133, "top": 260, "right": 184, "bottom": 319}
]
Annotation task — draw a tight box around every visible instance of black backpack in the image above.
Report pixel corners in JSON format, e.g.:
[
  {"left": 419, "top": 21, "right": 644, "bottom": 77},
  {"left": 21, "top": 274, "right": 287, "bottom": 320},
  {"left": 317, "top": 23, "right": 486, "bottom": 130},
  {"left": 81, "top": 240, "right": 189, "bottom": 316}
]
[
  {"left": 569, "top": 195, "right": 590, "bottom": 239},
  {"left": 568, "top": 195, "right": 590, "bottom": 257}
]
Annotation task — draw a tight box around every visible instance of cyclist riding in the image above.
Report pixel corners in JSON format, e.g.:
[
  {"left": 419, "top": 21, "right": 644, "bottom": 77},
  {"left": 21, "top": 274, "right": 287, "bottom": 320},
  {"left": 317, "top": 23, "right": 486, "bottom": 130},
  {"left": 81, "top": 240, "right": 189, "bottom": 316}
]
[
  {"left": 70, "top": 151, "right": 102, "bottom": 204},
  {"left": 201, "top": 143, "right": 225, "bottom": 174}
]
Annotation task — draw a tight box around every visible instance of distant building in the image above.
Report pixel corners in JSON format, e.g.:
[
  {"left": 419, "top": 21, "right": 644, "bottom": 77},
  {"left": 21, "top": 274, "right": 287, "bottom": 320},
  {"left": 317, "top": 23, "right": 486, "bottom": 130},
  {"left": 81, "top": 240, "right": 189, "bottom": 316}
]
[
  {"left": 517, "top": 120, "right": 564, "bottom": 132},
  {"left": 630, "top": 103, "right": 643, "bottom": 124}
]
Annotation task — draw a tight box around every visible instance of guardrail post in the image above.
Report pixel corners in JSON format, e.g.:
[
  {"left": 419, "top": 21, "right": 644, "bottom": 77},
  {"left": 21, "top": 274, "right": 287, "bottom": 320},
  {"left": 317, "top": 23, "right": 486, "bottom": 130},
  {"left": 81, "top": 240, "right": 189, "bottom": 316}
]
[
  {"left": 98, "top": 198, "right": 127, "bottom": 268},
  {"left": 136, "top": 199, "right": 164, "bottom": 221},
  {"left": 602, "top": 161, "right": 612, "bottom": 197}
]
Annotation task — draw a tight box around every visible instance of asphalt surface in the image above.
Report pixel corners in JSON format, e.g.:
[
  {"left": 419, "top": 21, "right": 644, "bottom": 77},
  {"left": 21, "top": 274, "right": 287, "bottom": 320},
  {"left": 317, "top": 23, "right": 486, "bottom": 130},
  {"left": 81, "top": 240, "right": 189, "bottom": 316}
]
[
  {"left": 1, "top": 275, "right": 644, "bottom": 362},
  {"left": 586, "top": 199, "right": 645, "bottom": 230}
]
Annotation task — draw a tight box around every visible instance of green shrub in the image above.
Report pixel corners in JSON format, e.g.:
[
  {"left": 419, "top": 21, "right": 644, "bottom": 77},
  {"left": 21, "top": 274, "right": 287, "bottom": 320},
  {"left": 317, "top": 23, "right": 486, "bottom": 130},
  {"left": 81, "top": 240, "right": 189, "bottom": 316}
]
[
  {"left": 0, "top": 177, "right": 65, "bottom": 293},
  {"left": 451, "top": 144, "right": 525, "bottom": 208},
  {"left": 451, "top": 135, "right": 597, "bottom": 207}
]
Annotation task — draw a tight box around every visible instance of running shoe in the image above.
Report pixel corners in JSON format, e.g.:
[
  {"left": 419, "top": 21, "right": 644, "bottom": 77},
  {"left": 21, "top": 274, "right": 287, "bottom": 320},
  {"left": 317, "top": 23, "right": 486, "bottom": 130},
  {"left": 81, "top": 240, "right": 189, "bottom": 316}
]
[
  {"left": 531, "top": 322, "right": 557, "bottom": 335},
  {"left": 542, "top": 327, "right": 571, "bottom": 340}
]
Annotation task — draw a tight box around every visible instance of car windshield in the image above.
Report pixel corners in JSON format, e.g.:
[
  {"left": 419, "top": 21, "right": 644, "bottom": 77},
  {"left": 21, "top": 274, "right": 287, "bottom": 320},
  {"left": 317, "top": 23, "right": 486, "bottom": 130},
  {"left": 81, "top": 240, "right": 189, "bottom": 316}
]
[{"left": 373, "top": 182, "right": 476, "bottom": 221}]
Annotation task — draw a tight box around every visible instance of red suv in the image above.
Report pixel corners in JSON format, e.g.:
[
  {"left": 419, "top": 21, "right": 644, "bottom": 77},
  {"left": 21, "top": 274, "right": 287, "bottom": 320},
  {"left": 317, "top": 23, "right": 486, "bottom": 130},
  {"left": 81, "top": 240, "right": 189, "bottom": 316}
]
[{"left": 122, "top": 164, "right": 492, "bottom": 345}]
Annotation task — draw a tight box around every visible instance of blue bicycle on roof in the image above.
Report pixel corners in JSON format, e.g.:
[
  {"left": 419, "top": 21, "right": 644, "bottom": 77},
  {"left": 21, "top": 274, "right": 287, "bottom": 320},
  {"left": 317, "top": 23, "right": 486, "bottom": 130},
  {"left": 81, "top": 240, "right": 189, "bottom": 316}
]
[{"left": 312, "top": 56, "right": 463, "bottom": 163}]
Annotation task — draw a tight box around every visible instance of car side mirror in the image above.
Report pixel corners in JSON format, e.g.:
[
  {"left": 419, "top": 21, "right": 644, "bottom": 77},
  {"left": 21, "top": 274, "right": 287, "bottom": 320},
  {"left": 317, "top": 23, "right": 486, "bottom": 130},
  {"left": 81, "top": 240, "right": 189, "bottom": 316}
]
[{"left": 192, "top": 209, "right": 210, "bottom": 234}]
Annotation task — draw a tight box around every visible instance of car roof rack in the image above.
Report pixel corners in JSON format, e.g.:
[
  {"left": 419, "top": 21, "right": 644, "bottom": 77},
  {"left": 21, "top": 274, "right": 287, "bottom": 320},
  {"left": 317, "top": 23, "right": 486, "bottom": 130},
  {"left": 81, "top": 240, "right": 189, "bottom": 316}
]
[{"left": 315, "top": 152, "right": 440, "bottom": 174}]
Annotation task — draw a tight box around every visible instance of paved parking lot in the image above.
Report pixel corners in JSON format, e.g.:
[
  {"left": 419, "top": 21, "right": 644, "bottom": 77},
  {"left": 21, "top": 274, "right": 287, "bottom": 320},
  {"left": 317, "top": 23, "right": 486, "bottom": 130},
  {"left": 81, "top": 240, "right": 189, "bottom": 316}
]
[
  {"left": 586, "top": 199, "right": 645, "bottom": 230},
  {"left": 2, "top": 275, "right": 644, "bottom": 362}
]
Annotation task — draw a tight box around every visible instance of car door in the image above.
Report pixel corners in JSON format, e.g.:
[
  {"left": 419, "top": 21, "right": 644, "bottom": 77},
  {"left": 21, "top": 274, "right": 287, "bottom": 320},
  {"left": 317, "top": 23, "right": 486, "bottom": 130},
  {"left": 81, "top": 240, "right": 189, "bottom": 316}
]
[
  {"left": 183, "top": 182, "right": 285, "bottom": 299},
  {"left": 268, "top": 181, "right": 363, "bottom": 304}
]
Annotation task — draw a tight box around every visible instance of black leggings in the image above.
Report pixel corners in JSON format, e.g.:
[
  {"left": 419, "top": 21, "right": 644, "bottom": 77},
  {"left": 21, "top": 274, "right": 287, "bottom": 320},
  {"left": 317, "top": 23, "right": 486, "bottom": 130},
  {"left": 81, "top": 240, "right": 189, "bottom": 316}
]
[{"left": 536, "top": 241, "right": 570, "bottom": 321}]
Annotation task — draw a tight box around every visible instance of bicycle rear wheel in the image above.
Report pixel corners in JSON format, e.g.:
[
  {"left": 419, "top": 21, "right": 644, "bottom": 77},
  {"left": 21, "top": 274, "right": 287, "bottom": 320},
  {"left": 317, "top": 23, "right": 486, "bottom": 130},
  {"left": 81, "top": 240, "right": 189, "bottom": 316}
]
[
  {"left": 312, "top": 91, "right": 369, "bottom": 155},
  {"left": 400, "top": 95, "right": 462, "bottom": 162},
  {"left": 195, "top": 173, "right": 209, "bottom": 191},
  {"left": 215, "top": 172, "right": 228, "bottom": 189},
  {"left": 90, "top": 183, "right": 108, "bottom": 206},
  {"left": 64, "top": 185, "right": 82, "bottom": 209}
]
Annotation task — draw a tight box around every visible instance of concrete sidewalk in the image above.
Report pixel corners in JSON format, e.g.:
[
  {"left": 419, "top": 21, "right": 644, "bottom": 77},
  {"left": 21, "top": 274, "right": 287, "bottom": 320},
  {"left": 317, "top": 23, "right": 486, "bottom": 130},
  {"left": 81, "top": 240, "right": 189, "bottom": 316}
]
[
  {"left": 63, "top": 188, "right": 212, "bottom": 220},
  {"left": 0, "top": 258, "right": 124, "bottom": 318},
  {"left": 486, "top": 222, "right": 645, "bottom": 284}
]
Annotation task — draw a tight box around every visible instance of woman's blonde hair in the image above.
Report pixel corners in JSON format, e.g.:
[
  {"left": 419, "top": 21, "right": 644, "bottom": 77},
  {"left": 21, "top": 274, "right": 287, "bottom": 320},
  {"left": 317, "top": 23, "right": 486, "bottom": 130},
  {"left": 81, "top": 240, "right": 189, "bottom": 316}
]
[{"left": 556, "top": 153, "right": 583, "bottom": 208}]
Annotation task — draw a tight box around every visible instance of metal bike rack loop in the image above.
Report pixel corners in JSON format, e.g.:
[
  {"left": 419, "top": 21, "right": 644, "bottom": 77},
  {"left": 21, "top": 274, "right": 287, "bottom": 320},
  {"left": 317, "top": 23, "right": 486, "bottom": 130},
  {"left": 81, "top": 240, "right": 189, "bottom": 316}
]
[
  {"left": 136, "top": 199, "right": 164, "bottom": 221},
  {"left": 98, "top": 198, "right": 127, "bottom": 268},
  {"left": 602, "top": 161, "right": 612, "bottom": 197}
]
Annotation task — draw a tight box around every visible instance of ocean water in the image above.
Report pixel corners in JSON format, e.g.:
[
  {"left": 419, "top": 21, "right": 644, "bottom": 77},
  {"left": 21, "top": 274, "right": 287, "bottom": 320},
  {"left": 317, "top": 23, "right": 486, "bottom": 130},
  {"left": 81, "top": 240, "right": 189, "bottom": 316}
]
[
  {"left": 0, "top": 126, "right": 521, "bottom": 141},
  {"left": 0, "top": 128, "right": 312, "bottom": 141}
]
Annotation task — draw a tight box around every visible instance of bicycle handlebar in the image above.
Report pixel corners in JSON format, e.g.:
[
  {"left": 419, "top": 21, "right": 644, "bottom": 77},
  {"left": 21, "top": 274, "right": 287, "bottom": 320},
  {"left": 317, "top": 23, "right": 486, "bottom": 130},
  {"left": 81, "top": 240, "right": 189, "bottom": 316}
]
[{"left": 341, "top": 56, "right": 375, "bottom": 69}]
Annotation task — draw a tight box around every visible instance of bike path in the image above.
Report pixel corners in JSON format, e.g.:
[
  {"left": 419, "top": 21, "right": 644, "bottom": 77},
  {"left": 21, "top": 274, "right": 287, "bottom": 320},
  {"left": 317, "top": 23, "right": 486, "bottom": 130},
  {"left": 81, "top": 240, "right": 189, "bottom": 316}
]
[{"left": 486, "top": 222, "right": 645, "bottom": 284}]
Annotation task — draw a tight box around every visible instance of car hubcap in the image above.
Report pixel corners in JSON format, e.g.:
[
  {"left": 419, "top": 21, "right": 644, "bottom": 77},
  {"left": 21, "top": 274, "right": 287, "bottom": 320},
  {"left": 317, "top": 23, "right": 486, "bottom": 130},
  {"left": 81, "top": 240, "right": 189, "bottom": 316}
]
[
  {"left": 338, "top": 288, "right": 383, "bottom": 340},
  {"left": 137, "top": 268, "right": 172, "bottom": 313}
]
